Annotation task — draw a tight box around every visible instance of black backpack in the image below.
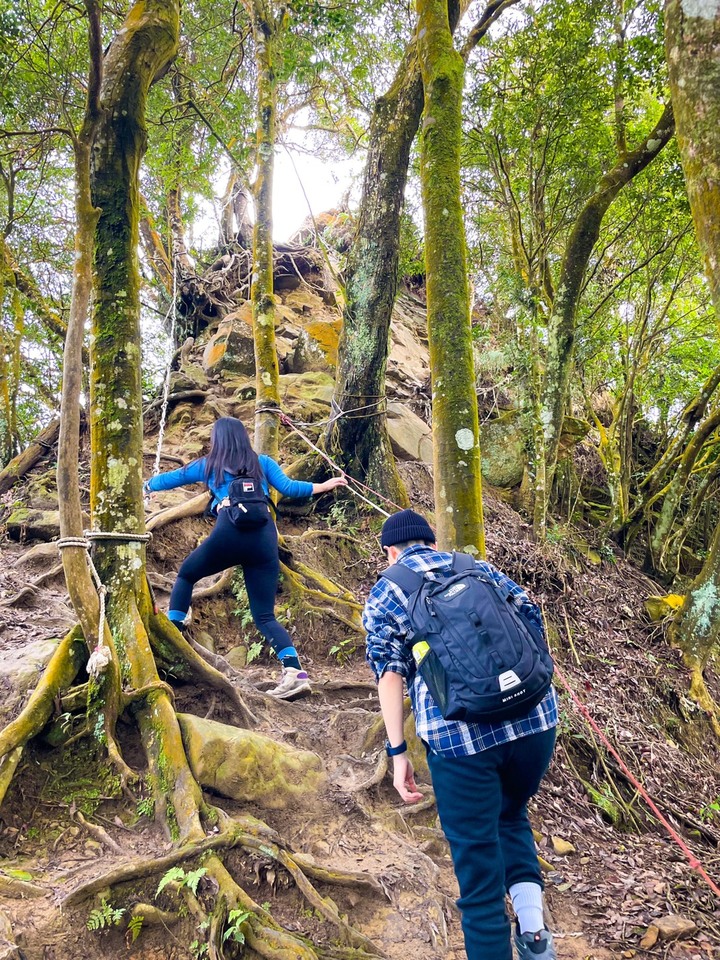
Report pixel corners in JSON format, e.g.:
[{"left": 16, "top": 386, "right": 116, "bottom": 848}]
[
  {"left": 381, "top": 552, "right": 554, "bottom": 723},
  {"left": 225, "top": 475, "right": 272, "bottom": 529}
]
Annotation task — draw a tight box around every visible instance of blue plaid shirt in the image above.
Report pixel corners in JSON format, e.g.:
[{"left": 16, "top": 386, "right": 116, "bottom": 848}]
[{"left": 363, "top": 545, "right": 558, "bottom": 757}]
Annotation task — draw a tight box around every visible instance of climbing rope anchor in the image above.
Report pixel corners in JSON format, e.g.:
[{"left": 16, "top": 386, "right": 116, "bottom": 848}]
[{"left": 57, "top": 531, "right": 152, "bottom": 678}]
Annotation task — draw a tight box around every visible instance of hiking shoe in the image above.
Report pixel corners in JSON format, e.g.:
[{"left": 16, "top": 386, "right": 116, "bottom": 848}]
[
  {"left": 515, "top": 928, "right": 557, "bottom": 959},
  {"left": 267, "top": 668, "right": 311, "bottom": 701}
]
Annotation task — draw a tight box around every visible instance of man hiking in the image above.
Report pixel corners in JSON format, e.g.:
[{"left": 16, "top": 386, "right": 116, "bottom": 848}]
[{"left": 363, "top": 508, "right": 558, "bottom": 960}]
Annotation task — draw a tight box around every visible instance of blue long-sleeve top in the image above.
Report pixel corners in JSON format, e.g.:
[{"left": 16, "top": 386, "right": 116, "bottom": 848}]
[{"left": 145, "top": 455, "right": 313, "bottom": 510}]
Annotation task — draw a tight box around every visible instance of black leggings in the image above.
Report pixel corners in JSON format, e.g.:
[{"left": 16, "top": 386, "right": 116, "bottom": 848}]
[{"left": 168, "top": 510, "right": 292, "bottom": 654}]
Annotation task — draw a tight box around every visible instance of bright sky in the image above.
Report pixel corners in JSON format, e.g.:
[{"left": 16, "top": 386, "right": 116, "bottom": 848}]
[
  {"left": 190, "top": 146, "right": 360, "bottom": 253},
  {"left": 272, "top": 146, "right": 361, "bottom": 241}
]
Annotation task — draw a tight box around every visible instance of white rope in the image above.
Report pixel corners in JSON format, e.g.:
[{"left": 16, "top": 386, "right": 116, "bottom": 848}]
[
  {"left": 153, "top": 258, "right": 179, "bottom": 479},
  {"left": 259, "top": 407, "right": 395, "bottom": 518},
  {"left": 57, "top": 532, "right": 151, "bottom": 677}
]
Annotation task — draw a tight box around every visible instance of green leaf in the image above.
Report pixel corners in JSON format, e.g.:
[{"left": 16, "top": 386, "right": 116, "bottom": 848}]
[
  {"left": 184, "top": 867, "right": 207, "bottom": 895},
  {"left": 156, "top": 866, "right": 186, "bottom": 897}
]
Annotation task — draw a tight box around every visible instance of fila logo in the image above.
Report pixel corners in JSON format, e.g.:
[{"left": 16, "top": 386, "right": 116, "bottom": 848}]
[{"left": 242, "top": 481, "right": 255, "bottom": 492}]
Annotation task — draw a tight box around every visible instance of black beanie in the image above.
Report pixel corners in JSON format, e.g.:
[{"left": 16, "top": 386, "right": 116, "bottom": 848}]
[{"left": 381, "top": 509, "right": 435, "bottom": 548}]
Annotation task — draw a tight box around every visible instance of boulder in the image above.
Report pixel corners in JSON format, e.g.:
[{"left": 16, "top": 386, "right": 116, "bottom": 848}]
[
  {"left": 387, "top": 402, "right": 433, "bottom": 462},
  {"left": 26, "top": 469, "right": 59, "bottom": 510},
  {"left": 479, "top": 412, "right": 525, "bottom": 488},
  {"left": 0, "top": 636, "right": 61, "bottom": 724},
  {"left": 170, "top": 363, "right": 208, "bottom": 392},
  {"left": 178, "top": 713, "right": 326, "bottom": 809},
  {"left": 387, "top": 297, "right": 431, "bottom": 390},
  {"left": 652, "top": 915, "right": 697, "bottom": 941},
  {"left": 286, "top": 323, "right": 339, "bottom": 374},
  {"left": 225, "top": 645, "right": 248, "bottom": 669},
  {"left": 202, "top": 304, "right": 255, "bottom": 377},
  {"left": 277, "top": 371, "right": 335, "bottom": 424},
  {"left": 5, "top": 508, "right": 60, "bottom": 542}
]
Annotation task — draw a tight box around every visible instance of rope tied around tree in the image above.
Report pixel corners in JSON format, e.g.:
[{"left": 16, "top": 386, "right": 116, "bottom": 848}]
[
  {"left": 256, "top": 405, "right": 405, "bottom": 517},
  {"left": 57, "top": 531, "right": 152, "bottom": 678}
]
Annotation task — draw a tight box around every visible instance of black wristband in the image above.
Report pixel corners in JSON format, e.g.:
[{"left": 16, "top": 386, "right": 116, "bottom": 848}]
[{"left": 385, "top": 739, "right": 407, "bottom": 757}]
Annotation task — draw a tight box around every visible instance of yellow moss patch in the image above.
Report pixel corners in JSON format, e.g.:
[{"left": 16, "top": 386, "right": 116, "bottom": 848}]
[
  {"left": 645, "top": 594, "right": 685, "bottom": 621},
  {"left": 303, "top": 318, "right": 341, "bottom": 364}
]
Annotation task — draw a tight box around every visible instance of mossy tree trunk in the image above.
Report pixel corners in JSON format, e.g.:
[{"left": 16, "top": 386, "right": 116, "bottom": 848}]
[
  {"left": 0, "top": 264, "right": 12, "bottom": 465},
  {"left": 57, "top": 0, "right": 108, "bottom": 744},
  {"left": 87, "top": 0, "right": 211, "bottom": 838},
  {"left": 327, "top": 41, "right": 422, "bottom": 506},
  {"left": 248, "top": 0, "right": 282, "bottom": 457},
  {"left": 417, "top": 0, "right": 485, "bottom": 553},
  {"left": 532, "top": 104, "right": 675, "bottom": 539},
  {"left": 328, "top": 0, "right": 513, "bottom": 505},
  {"left": 666, "top": 0, "right": 720, "bottom": 313},
  {"left": 665, "top": 0, "right": 720, "bottom": 684}
]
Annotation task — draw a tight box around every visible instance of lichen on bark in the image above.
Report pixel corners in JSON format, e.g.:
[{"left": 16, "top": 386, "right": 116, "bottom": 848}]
[
  {"left": 665, "top": 0, "right": 720, "bottom": 690},
  {"left": 417, "top": 0, "right": 485, "bottom": 553}
]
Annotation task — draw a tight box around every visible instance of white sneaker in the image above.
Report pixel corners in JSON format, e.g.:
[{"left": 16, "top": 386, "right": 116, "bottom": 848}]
[{"left": 267, "top": 667, "right": 311, "bottom": 701}]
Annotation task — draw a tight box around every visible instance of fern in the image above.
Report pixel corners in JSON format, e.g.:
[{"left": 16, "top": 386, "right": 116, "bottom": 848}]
[
  {"left": 86, "top": 898, "right": 126, "bottom": 931},
  {"left": 184, "top": 867, "right": 207, "bottom": 895},
  {"left": 156, "top": 865, "right": 207, "bottom": 898},
  {"left": 156, "top": 866, "right": 187, "bottom": 897},
  {"left": 127, "top": 914, "right": 144, "bottom": 943},
  {"left": 223, "top": 908, "right": 250, "bottom": 944}
]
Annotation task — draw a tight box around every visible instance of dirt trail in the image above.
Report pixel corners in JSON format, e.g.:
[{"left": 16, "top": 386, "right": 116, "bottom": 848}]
[{"left": 1, "top": 477, "right": 719, "bottom": 959}]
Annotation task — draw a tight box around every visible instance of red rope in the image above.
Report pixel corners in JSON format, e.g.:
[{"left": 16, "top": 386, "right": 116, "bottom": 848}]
[{"left": 553, "top": 662, "right": 720, "bottom": 900}]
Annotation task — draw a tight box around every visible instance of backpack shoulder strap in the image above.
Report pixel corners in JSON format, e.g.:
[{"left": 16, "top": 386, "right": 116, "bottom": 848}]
[
  {"left": 451, "top": 551, "right": 476, "bottom": 574},
  {"left": 380, "top": 563, "right": 425, "bottom": 595}
]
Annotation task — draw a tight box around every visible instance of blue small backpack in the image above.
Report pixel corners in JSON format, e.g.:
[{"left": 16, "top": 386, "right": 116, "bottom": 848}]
[{"left": 381, "top": 552, "right": 554, "bottom": 723}]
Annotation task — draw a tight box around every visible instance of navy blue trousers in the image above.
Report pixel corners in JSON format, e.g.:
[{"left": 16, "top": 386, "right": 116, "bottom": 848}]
[
  {"left": 168, "top": 510, "right": 292, "bottom": 654},
  {"left": 427, "top": 728, "right": 556, "bottom": 960}
]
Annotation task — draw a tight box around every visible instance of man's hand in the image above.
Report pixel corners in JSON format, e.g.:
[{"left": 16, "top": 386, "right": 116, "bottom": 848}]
[{"left": 392, "top": 754, "right": 423, "bottom": 804}]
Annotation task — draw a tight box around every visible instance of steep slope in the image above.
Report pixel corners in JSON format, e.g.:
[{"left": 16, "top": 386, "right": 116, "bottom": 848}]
[{"left": 0, "top": 283, "right": 718, "bottom": 960}]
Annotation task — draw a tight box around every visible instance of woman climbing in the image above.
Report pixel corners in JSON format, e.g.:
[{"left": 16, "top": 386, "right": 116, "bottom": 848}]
[{"left": 144, "top": 416, "right": 347, "bottom": 700}]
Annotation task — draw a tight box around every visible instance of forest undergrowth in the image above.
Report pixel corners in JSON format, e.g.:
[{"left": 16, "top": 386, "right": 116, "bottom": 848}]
[{"left": 1, "top": 441, "right": 720, "bottom": 959}]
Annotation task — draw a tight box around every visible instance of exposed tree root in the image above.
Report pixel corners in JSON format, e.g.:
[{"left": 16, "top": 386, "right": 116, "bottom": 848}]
[
  {"left": 145, "top": 491, "right": 210, "bottom": 532},
  {"left": 316, "top": 680, "right": 377, "bottom": 694},
  {"left": 62, "top": 814, "right": 385, "bottom": 957},
  {"left": 687, "top": 662, "right": 720, "bottom": 740},
  {"left": 123, "top": 679, "right": 176, "bottom": 708},
  {"left": 75, "top": 811, "right": 124, "bottom": 854},
  {"left": 193, "top": 567, "right": 235, "bottom": 600},
  {"left": 129, "top": 902, "right": 178, "bottom": 927},
  {"left": 0, "top": 626, "right": 87, "bottom": 805},
  {"left": 0, "top": 561, "right": 64, "bottom": 607},
  {"left": 276, "top": 849, "right": 383, "bottom": 955},
  {"left": 0, "top": 746, "right": 23, "bottom": 808},
  {"left": 280, "top": 562, "right": 364, "bottom": 636},
  {"left": 0, "top": 875, "right": 47, "bottom": 899},
  {"left": 143, "top": 388, "right": 208, "bottom": 417},
  {"left": 348, "top": 751, "right": 388, "bottom": 794},
  {"left": 285, "top": 530, "right": 364, "bottom": 547},
  {"left": 0, "top": 417, "right": 60, "bottom": 495},
  {"left": 149, "top": 611, "right": 257, "bottom": 727},
  {"left": 398, "top": 795, "right": 436, "bottom": 817}
]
